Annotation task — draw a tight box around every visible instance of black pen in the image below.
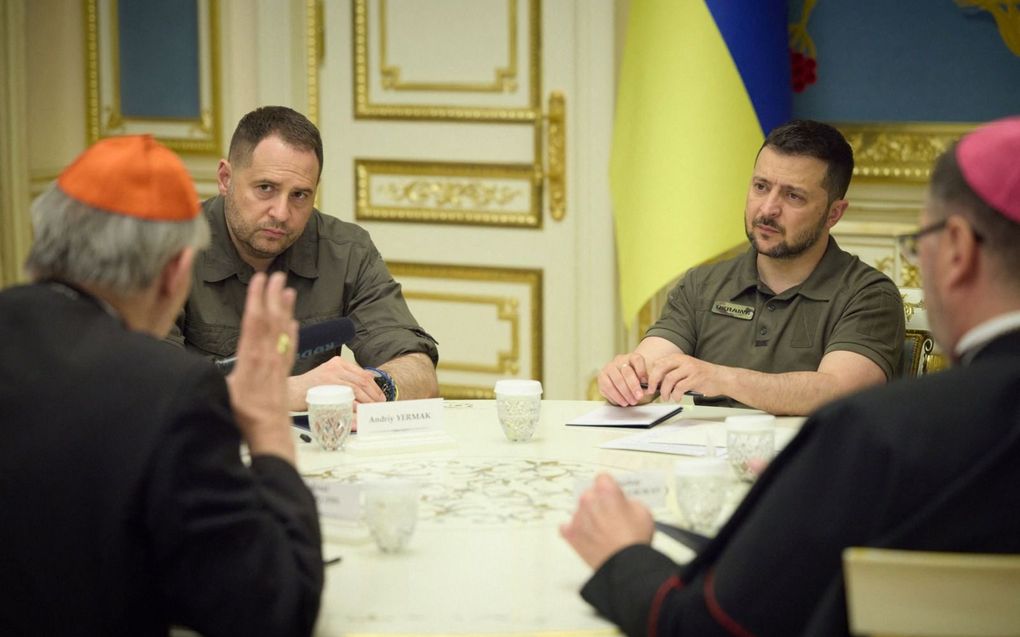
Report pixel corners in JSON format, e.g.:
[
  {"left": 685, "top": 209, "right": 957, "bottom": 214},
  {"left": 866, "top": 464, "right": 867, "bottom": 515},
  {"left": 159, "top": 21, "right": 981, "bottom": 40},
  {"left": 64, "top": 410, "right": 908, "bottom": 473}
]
[
  {"left": 323, "top": 556, "right": 342, "bottom": 566},
  {"left": 639, "top": 382, "right": 702, "bottom": 397}
]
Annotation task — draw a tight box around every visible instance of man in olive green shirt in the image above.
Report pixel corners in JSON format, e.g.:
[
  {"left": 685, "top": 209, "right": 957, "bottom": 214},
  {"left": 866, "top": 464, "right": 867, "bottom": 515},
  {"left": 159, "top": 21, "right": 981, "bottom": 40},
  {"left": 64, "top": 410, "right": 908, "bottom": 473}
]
[
  {"left": 168, "top": 106, "right": 438, "bottom": 409},
  {"left": 599, "top": 120, "right": 904, "bottom": 416}
]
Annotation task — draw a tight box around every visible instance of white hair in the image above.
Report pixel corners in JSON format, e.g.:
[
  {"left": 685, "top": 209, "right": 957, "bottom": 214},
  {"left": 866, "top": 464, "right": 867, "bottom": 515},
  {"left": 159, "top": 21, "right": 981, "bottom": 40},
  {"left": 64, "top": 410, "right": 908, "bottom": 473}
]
[{"left": 25, "top": 184, "right": 210, "bottom": 292}]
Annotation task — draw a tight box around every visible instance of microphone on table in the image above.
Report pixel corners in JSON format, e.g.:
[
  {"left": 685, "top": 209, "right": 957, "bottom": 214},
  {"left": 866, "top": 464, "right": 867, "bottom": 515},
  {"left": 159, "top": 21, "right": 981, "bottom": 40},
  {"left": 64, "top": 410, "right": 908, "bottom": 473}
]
[{"left": 213, "top": 317, "right": 357, "bottom": 374}]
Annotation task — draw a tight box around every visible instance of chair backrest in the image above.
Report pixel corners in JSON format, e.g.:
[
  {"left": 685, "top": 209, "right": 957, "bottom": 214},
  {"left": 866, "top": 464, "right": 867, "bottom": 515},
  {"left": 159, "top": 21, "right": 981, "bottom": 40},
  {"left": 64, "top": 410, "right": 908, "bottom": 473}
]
[
  {"left": 899, "top": 288, "right": 948, "bottom": 377},
  {"left": 843, "top": 547, "right": 1020, "bottom": 636},
  {"left": 902, "top": 329, "right": 936, "bottom": 378}
]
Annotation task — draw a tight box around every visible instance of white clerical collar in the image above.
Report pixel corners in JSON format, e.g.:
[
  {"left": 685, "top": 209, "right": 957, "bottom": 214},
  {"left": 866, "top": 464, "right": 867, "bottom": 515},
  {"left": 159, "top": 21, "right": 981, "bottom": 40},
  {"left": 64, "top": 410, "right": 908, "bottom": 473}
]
[{"left": 955, "top": 310, "right": 1020, "bottom": 362}]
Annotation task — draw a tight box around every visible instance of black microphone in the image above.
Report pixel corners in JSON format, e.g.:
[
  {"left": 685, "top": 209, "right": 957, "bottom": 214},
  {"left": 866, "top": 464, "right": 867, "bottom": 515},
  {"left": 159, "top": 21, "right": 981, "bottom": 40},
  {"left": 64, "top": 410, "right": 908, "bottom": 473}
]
[{"left": 214, "top": 317, "right": 356, "bottom": 374}]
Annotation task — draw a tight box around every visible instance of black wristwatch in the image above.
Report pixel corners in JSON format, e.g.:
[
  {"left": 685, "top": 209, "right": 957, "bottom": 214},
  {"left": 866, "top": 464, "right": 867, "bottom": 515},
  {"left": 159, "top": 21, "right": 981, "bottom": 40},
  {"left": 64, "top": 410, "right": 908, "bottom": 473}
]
[{"left": 365, "top": 367, "right": 397, "bottom": 401}]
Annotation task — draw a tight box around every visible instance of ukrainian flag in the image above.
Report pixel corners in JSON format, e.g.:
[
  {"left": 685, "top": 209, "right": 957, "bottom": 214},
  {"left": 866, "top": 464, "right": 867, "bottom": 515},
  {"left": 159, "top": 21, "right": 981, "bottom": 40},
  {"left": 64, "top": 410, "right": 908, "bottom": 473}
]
[{"left": 611, "top": 0, "right": 791, "bottom": 325}]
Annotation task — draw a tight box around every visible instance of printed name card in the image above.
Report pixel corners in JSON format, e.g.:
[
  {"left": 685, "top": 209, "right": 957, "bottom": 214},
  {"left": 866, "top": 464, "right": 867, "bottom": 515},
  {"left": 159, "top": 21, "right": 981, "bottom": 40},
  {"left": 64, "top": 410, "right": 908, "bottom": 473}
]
[
  {"left": 305, "top": 480, "right": 361, "bottom": 521},
  {"left": 357, "top": 398, "right": 444, "bottom": 436},
  {"left": 573, "top": 471, "right": 668, "bottom": 508}
]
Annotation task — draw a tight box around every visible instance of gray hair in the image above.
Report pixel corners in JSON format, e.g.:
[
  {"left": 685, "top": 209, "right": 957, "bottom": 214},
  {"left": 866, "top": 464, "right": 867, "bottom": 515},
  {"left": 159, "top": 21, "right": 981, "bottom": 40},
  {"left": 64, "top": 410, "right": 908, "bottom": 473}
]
[{"left": 25, "top": 184, "right": 210, "bottom": 292}]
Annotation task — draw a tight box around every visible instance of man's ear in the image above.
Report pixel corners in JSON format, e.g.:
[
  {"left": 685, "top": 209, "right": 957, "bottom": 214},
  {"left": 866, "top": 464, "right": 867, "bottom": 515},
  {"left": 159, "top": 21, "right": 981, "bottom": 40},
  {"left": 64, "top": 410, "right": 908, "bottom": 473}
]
[
  {"left": 159, "top": 247, "right": 196, "bottom": 303},
  {"left": 826, "top": 199, "right": 849, "bottom": 228},
  {"left": 216, "top": 159, "right": 231, "bottom": 196},
  {"left": 941, "top": 216, "right": 981, "bottom": 289}
]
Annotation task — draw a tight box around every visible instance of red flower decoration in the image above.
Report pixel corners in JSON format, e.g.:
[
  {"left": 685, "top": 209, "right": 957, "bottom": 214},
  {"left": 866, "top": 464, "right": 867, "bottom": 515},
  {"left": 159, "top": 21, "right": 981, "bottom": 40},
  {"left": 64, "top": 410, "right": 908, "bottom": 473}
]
[{"left": 789, "top": 49, "right": 818, "bottom": 93}]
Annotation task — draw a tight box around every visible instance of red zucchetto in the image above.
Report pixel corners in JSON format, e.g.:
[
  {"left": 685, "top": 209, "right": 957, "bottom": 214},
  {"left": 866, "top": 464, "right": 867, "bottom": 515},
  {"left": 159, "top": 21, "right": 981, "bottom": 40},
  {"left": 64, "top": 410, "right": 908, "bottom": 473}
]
[{"left": 57, "top": 135, "right": 200, "bottom": 221}]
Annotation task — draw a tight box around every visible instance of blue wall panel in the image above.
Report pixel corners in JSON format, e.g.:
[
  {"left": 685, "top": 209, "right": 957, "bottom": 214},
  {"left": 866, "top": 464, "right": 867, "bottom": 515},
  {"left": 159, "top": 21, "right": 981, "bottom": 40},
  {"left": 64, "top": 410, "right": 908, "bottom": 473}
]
[
  {"left": 791, "top": 0, "right": 1020, "bottom": 122},
  {"left": 118, "top": 0, "right": 201, "bottom": 119}
]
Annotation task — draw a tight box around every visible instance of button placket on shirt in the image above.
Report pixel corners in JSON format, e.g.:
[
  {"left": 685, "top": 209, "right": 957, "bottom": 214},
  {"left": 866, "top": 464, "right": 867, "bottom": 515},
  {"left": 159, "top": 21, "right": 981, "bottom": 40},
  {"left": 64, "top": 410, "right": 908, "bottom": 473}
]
[{"left": 756, "top": 298, "right": 776, "bottom": 341}]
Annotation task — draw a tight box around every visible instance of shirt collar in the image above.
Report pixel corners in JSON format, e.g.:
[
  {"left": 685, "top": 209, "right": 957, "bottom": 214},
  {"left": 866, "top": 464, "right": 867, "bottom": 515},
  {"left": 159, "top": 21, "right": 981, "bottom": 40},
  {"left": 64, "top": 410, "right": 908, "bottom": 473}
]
[
  {"left": 200, "top": 196, "right": 320, "bottom": 283},
  {"left": 724, "top": 236, "right": 842, "bottom": 301},
  {"left": 785, "top": 236, "right": 842, "bottom": 301},
  {"left": 724, "top": 246, "right": 761, "bottom": 300},
  {"left": 955, "top": 310, "right": 1020, "bottom": 362}
]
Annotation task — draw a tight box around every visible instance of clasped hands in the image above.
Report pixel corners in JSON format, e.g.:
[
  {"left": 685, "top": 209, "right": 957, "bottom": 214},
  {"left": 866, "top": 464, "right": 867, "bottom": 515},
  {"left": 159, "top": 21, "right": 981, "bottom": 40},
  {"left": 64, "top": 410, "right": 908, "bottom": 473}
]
[{"left": 598, "top": 352, "right": 729, "bottom": 406}]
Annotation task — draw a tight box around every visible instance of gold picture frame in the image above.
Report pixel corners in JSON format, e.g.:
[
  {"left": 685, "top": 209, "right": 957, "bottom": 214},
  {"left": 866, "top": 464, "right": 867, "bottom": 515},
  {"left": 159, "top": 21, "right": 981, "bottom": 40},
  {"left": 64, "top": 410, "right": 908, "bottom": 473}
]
[{"left": 84, "top": 0, "right": 221, "bottom": 154}]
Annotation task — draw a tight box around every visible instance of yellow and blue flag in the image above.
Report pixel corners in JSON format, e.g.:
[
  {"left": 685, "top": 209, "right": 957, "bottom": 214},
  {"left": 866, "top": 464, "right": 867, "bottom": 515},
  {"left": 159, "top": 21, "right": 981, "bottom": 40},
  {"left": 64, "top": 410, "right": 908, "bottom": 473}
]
[{"left": 610, "top": 1, "right": 791, "bottom": 325}]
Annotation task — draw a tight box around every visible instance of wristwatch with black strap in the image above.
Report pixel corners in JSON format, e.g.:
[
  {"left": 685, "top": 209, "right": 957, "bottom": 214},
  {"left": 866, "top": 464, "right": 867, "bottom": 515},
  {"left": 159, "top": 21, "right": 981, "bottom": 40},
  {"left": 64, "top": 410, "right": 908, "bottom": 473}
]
[{"left": 364, "top": 366, "right": 398, "bottom": 401}]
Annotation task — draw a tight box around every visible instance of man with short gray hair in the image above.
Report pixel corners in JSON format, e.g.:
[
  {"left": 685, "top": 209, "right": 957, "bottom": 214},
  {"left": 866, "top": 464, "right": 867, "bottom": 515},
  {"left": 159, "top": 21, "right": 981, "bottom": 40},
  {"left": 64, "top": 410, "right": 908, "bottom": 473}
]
[{"left": 0, "top": 135, "right": 323, "bottom": 636}]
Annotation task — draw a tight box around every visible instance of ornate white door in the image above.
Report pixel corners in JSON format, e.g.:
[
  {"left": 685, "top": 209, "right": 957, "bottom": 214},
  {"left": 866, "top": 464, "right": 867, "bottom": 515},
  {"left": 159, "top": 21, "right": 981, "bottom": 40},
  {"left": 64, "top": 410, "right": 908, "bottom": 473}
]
[{"left": 314, "top": 0, "right": 616, "bottom": 398}]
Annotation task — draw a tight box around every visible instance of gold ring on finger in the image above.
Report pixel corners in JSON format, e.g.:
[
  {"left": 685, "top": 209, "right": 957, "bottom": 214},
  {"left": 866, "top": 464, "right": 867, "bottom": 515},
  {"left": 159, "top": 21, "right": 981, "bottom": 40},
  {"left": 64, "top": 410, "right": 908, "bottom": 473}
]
[{"left": 276, "top": 333, "right": 291, "bottom": 354}]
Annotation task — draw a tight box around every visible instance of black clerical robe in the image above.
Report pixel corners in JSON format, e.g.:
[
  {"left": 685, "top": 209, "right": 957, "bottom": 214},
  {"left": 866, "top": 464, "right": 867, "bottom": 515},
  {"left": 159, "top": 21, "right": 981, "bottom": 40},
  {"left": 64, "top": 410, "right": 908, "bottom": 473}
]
[
  {"left": 0, "top": 283, "right": 323, "bottom": 636},
  {"left": 582, "top": 329, "right": 1020, "bottom": 636}
]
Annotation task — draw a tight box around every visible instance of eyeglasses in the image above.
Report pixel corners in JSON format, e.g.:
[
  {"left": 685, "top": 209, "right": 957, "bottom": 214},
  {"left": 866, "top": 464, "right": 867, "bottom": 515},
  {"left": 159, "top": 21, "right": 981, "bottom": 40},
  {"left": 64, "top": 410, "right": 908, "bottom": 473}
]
[
  {"left": 897, "top": 218, "right": 984, "bottom": 262},
  {"left": 897, "top": 220, "right": 948, "bottom": 261}
]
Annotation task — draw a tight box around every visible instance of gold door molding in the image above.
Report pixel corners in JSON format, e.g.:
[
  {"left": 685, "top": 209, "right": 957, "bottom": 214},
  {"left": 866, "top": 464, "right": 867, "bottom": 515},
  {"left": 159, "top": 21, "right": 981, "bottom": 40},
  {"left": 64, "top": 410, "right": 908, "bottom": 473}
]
[
  {"left": 356, "top": 159, "right": 540, "bottom": 227},
  {"left": 380, "top": 0, "right": 518, "bottom": 92},
  {"left": 388, "top": 262, "right": 542, "bottom": 399},
  {"left": 353, "top": 0, "right": 541, "bottom": 122},
  {"left": 405, "top": 291, "right": 521, "bottom": 375}
]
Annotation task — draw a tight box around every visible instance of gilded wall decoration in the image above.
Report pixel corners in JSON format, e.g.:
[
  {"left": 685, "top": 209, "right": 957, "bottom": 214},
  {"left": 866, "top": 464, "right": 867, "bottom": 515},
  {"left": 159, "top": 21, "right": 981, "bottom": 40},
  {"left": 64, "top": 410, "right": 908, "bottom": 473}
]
[
  {"left": 357, "top": 159, "right": 540, "bottom": 227},
  {"left": 839, "top": 123, "right": 970, "bottom": 182},
  {"left": 85, "top": 0, "right": 221, "bottom": 154}
]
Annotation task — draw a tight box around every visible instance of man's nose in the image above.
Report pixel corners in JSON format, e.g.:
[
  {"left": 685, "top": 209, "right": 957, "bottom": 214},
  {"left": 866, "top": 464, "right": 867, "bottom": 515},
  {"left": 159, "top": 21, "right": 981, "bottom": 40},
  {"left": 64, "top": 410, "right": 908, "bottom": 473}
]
[
  {"left": 759, "top": 189, "right": 782, "bottom": 217},
  {"left": 267, "top": 195, "right": 291, "bottom": 223}
]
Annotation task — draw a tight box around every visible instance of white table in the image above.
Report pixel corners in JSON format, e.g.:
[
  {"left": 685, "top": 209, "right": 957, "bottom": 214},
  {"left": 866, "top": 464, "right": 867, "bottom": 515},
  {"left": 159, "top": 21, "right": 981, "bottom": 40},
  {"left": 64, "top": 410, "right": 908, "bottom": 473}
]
[{"left": 298, "top": 400, "right": 803, "bottom": 636}]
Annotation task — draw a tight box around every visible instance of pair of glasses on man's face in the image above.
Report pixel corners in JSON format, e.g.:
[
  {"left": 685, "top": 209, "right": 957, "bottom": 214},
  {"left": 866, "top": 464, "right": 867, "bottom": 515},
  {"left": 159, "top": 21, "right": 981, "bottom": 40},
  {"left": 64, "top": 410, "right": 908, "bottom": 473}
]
[
  {"left": 896, "top": 218, "right": 984, "bottom": 262},
  {"left": 897, "top": 220, "right": 948, "bottom": 262}
]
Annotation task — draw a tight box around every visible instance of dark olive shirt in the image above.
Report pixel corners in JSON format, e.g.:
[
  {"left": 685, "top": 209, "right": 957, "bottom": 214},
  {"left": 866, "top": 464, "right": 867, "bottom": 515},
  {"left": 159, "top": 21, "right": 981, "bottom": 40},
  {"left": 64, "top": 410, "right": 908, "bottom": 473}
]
[
  {"left": 646, "top": 238, "right": 904, "bottom": 405},
  {"left": 168, "top": 197, "right": 438, "bottom": 373}
]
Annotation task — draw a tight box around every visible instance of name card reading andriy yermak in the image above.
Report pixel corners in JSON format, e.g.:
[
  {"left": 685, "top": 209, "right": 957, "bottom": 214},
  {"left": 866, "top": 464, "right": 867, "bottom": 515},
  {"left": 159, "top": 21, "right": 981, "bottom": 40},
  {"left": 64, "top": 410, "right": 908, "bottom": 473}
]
[{"left": 357, "top": 398, "right": 444, "bottom": 436}]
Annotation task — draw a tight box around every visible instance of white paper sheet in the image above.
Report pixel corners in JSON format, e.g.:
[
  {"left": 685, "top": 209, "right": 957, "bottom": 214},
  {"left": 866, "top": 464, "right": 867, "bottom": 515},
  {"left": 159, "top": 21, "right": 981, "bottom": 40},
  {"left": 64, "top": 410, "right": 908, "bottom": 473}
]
[
  {"left": 600, "top": 419, "right": 798, "bottom": 456},
  {"left": 566, "top": 403, "right": 684, "bottom": 427}
]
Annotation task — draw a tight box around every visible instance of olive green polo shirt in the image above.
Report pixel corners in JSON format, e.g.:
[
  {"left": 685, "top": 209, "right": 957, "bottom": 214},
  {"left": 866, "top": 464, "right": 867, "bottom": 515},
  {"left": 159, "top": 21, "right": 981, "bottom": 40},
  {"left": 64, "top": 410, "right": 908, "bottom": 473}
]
[
  {"left": 646, "top": 237, "right": 904, "bottom": 404},
  {"left": 167, "top": 197, "right": 438, "bottom": 374}
]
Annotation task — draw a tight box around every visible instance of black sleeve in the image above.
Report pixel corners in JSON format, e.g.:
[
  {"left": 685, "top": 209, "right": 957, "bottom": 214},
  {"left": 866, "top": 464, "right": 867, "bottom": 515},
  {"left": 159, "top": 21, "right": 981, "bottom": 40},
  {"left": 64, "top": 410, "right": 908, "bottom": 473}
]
[
  {"left": 143, "top": 367, "right": 323, "bottom": 637},
  {"left": 581, "top": 544, "right": 684, "bottom": 637},
  {"left": 579, "top": 403, "right": 896, "bottom": 636}
]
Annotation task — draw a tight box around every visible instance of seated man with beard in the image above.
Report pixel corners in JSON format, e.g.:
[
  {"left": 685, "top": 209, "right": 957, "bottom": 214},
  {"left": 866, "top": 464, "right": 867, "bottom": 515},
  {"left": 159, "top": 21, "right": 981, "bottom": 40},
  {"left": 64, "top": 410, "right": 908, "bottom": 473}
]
[{"left": 599, "top": 120, "right": 904, "bottom": 415}]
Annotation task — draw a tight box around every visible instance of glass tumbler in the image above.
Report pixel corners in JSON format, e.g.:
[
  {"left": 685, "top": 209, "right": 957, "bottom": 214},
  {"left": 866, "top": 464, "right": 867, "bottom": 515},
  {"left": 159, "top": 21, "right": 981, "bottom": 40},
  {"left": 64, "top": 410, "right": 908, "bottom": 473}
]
[
  {"left": 673, "top": 457, "right": 731, "bottom": 534},
  {"left": 494, "top": 379, "right": 543, "bottom": 442},
  {"left": 725, "top": 414, "right": 777, "bottom": 482},
  {"left": 306, "top": 385, "right": 355, "bottom": 451}
]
